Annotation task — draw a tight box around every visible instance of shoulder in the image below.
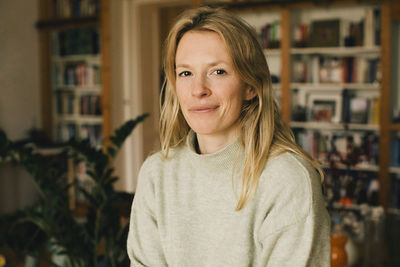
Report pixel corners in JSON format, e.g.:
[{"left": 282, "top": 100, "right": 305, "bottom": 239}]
[
  {"left": 138, "top": 145, "right": 187, "bottom": 183},
  {"left": 255, "top": 152, "right": 324, "bottom": 230},
  {"left": 260, "top": 152, "right": 319, "bottom": 192}
]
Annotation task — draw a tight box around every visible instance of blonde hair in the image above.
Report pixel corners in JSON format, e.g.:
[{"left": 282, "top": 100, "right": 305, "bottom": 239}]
[{"left": 160, "top": 7, "right": 324, "bottom": 210}]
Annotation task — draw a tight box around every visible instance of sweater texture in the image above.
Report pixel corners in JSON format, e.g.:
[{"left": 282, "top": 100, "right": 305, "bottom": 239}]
[{"left": 127, "top": 133, "right": 331, "bottom": 266}]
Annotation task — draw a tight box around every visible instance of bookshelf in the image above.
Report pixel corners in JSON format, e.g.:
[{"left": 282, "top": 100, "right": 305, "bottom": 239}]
[
  {"left": 197, "top": 0, "right": 399, "bottom": 212},
  {"left": 36, "top": 0, "right": 112, "bottom": 211},
  {"left": 37, "top": 0, "right": 111, "bottom": 147}
]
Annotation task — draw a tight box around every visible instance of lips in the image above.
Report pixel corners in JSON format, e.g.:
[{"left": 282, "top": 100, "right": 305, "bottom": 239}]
[{"left": 189, "top": 105, "right": 219, "bottom": 113}]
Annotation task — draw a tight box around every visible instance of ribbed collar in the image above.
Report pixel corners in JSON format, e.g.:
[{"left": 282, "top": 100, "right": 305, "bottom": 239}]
[{"left": 184, "top": 131, "right": 244, "bottom": 171}]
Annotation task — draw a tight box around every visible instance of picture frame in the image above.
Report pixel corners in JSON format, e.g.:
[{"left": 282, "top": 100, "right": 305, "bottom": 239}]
[
  {"left": 309, "top": 19, "right": 340, "bottom": 47},
  {"left": 307, "top": 93, "right": 342, "bottom": 123}
]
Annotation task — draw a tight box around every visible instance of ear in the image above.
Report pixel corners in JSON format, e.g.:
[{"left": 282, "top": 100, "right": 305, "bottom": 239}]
[{"left": 244, "top": 86, "right": 257, "bottom": 101}]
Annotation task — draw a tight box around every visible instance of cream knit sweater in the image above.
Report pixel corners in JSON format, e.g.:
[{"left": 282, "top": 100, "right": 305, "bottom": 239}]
[{"left": 127, "top": 133, "right": 331, "bottom": 267}]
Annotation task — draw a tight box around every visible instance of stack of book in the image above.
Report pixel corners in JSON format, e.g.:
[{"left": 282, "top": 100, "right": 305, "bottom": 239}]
[
  {"left": 52, "top": 28, "right": 100, "bottom": 56},
  {"left": 52, "top": 0, "right": 100, "bottom": 18}
]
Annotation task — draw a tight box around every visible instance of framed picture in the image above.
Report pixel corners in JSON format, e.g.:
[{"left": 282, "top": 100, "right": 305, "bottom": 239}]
[
  {"left": 307, "top": 93, "right": 342, "bottom": 123},
  {"left": 309, "top": 19, "right": 340, "bottom": 47}
]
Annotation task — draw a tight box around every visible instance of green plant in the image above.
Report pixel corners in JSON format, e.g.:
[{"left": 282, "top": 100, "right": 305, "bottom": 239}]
[{"left": 0, "top": 114, "right": 148, "bottom": 266}]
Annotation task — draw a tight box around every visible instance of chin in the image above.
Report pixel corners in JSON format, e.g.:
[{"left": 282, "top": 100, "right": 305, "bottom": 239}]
[
  {"left": 187, "top": 123, "right": 217, "bottom": 135},
  {"left": 191, "top": 127, "right": 217, "bottom": 136}
]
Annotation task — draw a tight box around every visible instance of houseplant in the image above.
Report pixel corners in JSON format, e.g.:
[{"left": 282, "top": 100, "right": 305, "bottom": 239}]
[{"left": 0, "top": 114, "right": 148, "bottom": 266}]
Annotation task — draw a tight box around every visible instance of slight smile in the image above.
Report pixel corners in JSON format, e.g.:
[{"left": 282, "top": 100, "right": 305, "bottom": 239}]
[{"left": 189, "top": 105, "right": 219, "bottom": 113}]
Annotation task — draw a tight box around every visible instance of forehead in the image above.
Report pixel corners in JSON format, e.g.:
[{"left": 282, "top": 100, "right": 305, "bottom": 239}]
[{"left": 175, "top": 30, "right": 231, "bottom": 63}]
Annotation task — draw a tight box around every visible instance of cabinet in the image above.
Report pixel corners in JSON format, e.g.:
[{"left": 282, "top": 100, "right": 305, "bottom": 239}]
[
  {"left": 37, "top": 0, "right": 111, "bottom": 147},
  {"left": 199, "top": 0, "right": 399, "bottom": 210}
]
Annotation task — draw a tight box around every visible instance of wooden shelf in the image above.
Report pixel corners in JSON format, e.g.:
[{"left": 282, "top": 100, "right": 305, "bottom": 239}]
[
  {"left": 387, "top": 207, "right": 400, "bottom": 215},
  {"left": 323, "top": 164, "right": 379, "bottom": 172},
  {"left": 263, "top": 49, "right": 281, "bottom": 56},
  {"left": 52, "top": 55, "right": 101, "bottom": 63},
  {"left": 36, "top": 16, "right": 99, "bottom": 30},
  {"left": 203, "top": 0, "right": 382, "bottom": 9},
  {"left": 329, "top": 202, "right": 364, "bottom": 211},
  {"left": 291, "top": 46, "right": 380, "bottom": 56},
  {"left": 290, "top": 83, "right": 380, "bottom": 91},
  {"left": 390, "top": 124, "right": 400, "bottom": 131},
  {"left": 56, "top": 115, "right": 103, "bottom": 124},
  {"left": 53, "top": 85, "right": 102, "bottom": 93},
  {"left": 290, "top": 121, "right": 380, "bottom": 131},
  {"left": 389, "top": 167, "right": 400, "bottom": 175}
]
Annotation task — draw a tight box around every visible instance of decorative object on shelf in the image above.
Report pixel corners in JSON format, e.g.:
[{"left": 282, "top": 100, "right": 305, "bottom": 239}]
[
  {"left": 0, "top": 114, "right": 148, "bottom": 266},
  {"left": 361, "top": 206, "right": 385, "bottom": 266},
  {"left": 307, "top": 93, "right": 342, "bottom": 123},
  {"left": 309, "top": 19, "right": 340, "bottom": 47},
  {"left": 331, "top": 217, "right": 348, "bottom": 267},
  {"left": 0, "top": 254, "right": 5, "bottom": 267}
]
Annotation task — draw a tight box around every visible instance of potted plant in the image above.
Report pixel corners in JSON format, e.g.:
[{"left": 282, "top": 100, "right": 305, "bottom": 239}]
[{"left": 0, "top": 114, "right": 148, "bottom": 266}]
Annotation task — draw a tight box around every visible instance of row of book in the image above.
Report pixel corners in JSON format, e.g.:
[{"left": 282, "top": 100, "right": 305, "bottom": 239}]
[
  {"left": 292, "top": 91, "right": 379, "bottom": 125},
  {"left": 294, "top": 130, "right": 379, "bottom": 168},
  {"left": 53, "top": 63, "right": 101, "bottom": 86},
  {"left": 391, "top": 177, "right": 400, "bottom": 209},
  {"left": 342, "top": 91, "right": 379, "bottom": 125},
  {"left": 292, "top": 8, "right": 380, "bottom": 48},
  {"left": 56, "top": 92, "right": 102, "bottom": 115},
  {"left": 56, "top": 123, "right": 102, "bottom": 146},
  {"left": 52, "top": 28, "right": 100, "bottom": 56},
  {"left": 391, "top": 134, "right": 400, "bottom": 167},
  {"left": 292, "top": 56, "right": 380, "bottom": 84},
  {"left": 51, "top": 0, "right": 99, "bottom": 18},
  {"left": 255, "top": 21, "right": 280, "bottom": 49},
  {"left": 325, "top": 169, "right": 380, "bottom": 207}
]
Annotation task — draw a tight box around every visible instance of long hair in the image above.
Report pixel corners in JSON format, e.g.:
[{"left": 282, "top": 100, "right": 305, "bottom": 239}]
[{"left": 160, "top": 7, "right": 324, "bottom": 210}]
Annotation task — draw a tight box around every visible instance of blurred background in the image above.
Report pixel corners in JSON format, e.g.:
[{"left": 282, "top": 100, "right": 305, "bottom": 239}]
[{"left": 0, "top": 0, "right": 399, "bottom": 266}]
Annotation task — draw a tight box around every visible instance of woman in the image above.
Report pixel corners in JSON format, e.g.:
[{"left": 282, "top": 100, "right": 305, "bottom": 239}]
[{"left": 128, "top": 7, "right": 330, "bottom": 266}]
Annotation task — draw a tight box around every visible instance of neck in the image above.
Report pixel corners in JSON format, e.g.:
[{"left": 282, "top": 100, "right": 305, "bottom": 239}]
[{"left": 196, "top": 130, "right": 239, "bottom": 154}]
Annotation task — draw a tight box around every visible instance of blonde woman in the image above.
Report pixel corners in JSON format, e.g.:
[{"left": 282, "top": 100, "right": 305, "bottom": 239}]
[{"left": 128, "top": 7, "right": 330, "bottom": 266}]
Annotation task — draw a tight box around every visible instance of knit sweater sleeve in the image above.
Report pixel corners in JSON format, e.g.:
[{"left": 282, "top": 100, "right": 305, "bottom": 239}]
[
  {"left": 256, "top": 154, "right": 331, "bottom": 267},
  {"left": 127, "top": 155, "right": 168, "bottom": 267}
]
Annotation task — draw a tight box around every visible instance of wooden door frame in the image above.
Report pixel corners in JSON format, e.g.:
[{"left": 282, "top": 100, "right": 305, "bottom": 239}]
[{"left": 114, "top": 0, "right": 190, "bottom": 192}]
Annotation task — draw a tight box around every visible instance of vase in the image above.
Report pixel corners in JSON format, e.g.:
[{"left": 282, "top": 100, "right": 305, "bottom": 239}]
[{"left": 331, "top": 233, "right": 348, "bottom": 267}]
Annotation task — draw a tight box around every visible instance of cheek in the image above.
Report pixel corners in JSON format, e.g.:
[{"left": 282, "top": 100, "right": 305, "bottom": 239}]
[
  {"left": 175, "top": 84, "right": 187, "bottom": 106},
  {"left": 219, "top": 91, "right": 244, "bottom": 117}
]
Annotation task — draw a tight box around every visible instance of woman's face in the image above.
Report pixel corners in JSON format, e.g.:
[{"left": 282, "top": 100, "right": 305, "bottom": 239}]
[{"left": 175, "top": 30, "right": 255, "bottom": 144}]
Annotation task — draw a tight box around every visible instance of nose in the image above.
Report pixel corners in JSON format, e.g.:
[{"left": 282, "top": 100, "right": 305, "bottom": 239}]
[{"left": 191, "top": 75, "right": 210, "bottom": 98}]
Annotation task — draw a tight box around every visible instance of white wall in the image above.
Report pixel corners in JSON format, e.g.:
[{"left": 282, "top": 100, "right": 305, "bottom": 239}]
[
  {"left": 111, "top": 0, "right": 190, "bottom": 193},
  {"left": 0, "top": 0, "right": 41, "bottom": 213},
  {"left": 0, "top": 0, "right": 41, "bottom": 138}
]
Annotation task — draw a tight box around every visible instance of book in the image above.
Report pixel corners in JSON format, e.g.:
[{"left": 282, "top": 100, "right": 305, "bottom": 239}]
[
  {"left": 364, "top": 8, "right": 374, "bottom": 47},
  {"left": 391, "top": 138, "right": 400, "bottom": 167},
  {"left": 349, "top": 97, "right": 369, "bottom": 124}
]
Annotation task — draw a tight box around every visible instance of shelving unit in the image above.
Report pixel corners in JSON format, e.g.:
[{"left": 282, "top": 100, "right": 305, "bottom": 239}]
[
  {"left": 291, "top": 46, "right": 380, "bottom": 55},
  {"left": 288, "top": 5, "right": 382, "bottom": 217},
  {"left": 36, "top": 0, "right": 112, "bottom": 209},
  {"left": 37, "top": 0, "right": 111, "bottom": 147},
  {"left": 198, "top": 0, "right": 400, "bottom": 213},
  {"left": 290, "top": 121, "right": 379, "bottom": 131}
]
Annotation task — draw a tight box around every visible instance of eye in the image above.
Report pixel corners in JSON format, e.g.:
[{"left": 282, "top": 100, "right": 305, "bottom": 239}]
[
  {"left": 178, "top": 71, "right": 191, "bottom": 77},
  {"left": 213, "top": 69, "right": 226, "bottom": 75}
]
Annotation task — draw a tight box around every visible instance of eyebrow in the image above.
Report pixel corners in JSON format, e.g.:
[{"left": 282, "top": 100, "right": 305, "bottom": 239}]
[{"left": 175, "top": 61, "right": 229, "bottom": 69}]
